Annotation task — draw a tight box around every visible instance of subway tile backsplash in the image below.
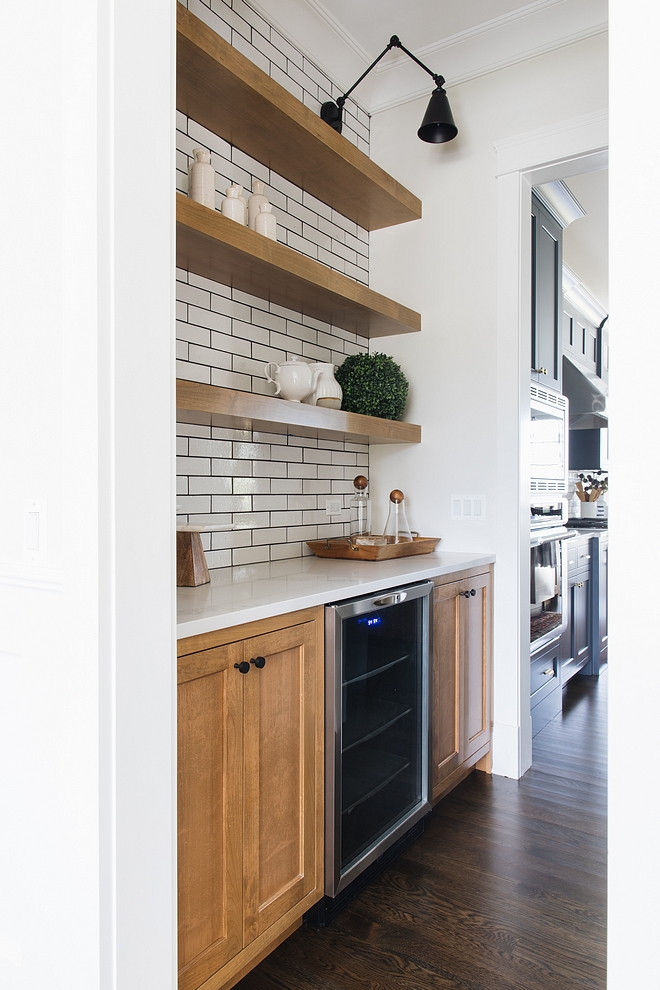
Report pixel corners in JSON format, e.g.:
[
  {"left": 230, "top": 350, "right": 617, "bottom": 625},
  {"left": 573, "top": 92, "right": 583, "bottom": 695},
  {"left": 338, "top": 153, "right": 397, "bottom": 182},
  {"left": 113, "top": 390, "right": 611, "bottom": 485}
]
[{"left": 176, "top": 0, "right": 371, "bottom": 568}]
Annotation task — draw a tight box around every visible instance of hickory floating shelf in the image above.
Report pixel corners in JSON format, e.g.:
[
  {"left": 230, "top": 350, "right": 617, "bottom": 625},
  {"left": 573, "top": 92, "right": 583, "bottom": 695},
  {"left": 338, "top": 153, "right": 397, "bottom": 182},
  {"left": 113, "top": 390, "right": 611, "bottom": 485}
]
[
  {"left": 176, "top": 380, "right": 422, "bottom": 446},
  {"left": 177, "top": 5, "right": 422, "bottom": 232},
  {"left": 177, "top": 195, "right": 421, "bottom": 338}
]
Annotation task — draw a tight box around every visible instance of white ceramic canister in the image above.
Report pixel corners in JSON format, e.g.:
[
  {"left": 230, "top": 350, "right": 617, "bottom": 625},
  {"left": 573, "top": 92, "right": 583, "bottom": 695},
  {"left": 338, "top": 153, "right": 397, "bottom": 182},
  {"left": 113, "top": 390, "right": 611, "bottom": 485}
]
[
  {"left": 189, "top": 148, "right": 216, "bottom": 209},
  {"left": 255, "top": 202, "right": 277, "bottom": 241},
  {"left": 248, "top": 179, "right": 269, "bottom": 230},
  {"left": 303, "top": 363, "right": 342, "bottom": 409},
  {"left": 264, "top": 356, "right": 315, "bottom": 402},
  {"left": 221, "top": 184, "right": 246, "bottom": 225}
]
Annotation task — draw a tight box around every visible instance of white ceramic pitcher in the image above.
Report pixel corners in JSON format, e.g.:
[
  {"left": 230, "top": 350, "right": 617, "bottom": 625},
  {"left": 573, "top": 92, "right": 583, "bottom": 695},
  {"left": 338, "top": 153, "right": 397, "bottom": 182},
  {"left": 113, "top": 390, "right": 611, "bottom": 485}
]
[
  {"left": 264, "top": 357, "right": 320, "bottom": 402},
  {"left": 303, "top": 363, "right": 343, "bottom": 408}
]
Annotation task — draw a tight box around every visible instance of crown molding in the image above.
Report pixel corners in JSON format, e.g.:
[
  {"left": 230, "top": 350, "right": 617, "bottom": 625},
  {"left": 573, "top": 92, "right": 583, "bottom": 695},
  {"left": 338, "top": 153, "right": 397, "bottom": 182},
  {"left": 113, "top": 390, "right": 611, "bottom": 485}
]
[
  {"left": 534, "top": 180, "right": 587, "bottom": 228},
  {"left": 369, "top": 0, "right": 607, "bottom": 114},
  {"left": 563, "top": 263, "right": 608, "bottom": 326}
]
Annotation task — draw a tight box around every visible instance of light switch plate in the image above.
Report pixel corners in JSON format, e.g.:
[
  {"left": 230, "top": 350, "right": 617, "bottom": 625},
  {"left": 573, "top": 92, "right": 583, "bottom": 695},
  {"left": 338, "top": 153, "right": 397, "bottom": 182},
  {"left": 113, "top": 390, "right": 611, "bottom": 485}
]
[
  {"left": 23, "top": 498, "right": 48, "bottom": 563},
  {"left": 325, "top": 497, "right": 342, "bottom": 516},
  {"left": 451, "top": 494, "right": 486, "bottom": 520}
]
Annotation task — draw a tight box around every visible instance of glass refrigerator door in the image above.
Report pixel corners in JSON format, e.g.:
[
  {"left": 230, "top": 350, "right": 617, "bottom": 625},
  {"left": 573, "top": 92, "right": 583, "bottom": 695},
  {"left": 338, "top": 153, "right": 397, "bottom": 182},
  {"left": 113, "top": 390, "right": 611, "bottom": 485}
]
[{"left": 339, "top": 594, "right": 425, "bottom": 875}]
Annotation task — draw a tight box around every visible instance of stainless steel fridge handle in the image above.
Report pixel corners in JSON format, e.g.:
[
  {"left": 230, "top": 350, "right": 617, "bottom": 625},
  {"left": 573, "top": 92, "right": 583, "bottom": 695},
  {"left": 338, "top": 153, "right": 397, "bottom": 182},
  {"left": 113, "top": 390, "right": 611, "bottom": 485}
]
[{"left": 372, "top": 591, "right": 407, "bottom": 607}]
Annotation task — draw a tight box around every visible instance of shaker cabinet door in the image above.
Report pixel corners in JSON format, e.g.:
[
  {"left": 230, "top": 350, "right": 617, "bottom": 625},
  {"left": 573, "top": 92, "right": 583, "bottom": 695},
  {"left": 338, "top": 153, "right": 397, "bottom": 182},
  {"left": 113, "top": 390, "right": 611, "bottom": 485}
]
[
  {"left": 531, "top": 195, "right": 563, "bottom": 392},
  {"left": 462, "top": 570, "right": 492, "bottom": 763},
  {"left": 241, "top": 619, "right": 323, "bottom": 944},
  {"left": 177, "top": 643, "right": 245, "bottom": 990},
  {"left": 432, "top": 581, "right": 462, "bottom": 794}
]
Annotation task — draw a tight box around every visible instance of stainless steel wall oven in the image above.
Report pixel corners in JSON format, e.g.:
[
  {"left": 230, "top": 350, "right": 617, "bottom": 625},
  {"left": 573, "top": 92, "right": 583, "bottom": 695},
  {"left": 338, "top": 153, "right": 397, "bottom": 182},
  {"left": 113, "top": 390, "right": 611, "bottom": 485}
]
[
  {"left": 323, "top": 581, "right": 432, "bottom": 901},
  {"left": 530, "top": 499, "right": 576, "bottom": 654}
]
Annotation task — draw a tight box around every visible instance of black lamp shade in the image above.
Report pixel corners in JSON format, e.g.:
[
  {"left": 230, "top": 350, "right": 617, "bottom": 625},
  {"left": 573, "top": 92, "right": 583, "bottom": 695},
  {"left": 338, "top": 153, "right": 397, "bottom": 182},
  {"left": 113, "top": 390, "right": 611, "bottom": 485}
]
[{"left": 417, "top": 86, "right": 457, "bottom": 144}]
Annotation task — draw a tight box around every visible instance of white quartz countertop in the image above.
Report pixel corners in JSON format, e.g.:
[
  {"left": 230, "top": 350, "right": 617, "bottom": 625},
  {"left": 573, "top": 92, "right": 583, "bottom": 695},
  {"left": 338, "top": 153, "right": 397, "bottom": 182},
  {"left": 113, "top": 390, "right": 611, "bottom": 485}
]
[{"left": 177, "top": 550, "right": 495, "bottom": 639}]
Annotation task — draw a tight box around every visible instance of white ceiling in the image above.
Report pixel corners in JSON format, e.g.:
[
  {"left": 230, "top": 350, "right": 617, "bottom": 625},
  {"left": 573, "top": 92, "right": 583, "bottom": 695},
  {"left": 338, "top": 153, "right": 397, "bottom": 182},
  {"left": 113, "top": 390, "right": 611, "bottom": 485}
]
[
  {"left": 253, "top": 0, "right": 608, "bottom": 111},
  {"left": 563, "top": 169, "right": 609, "bottom": 310}
]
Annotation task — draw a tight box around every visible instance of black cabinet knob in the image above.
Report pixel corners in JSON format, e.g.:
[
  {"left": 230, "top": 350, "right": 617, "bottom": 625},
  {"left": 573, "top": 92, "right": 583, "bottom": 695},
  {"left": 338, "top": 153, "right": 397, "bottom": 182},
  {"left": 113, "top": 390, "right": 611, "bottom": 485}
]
[
  {"left": 462, "top": 591, "right": 470, "bottom": 598},
  {"left": 234, "top": 661, "right": 250, "bottom": 674},
  {"left": 470, "top": 588, "right": 476, "bottom": 596},
  {"left": 250, "top": 656, "right": 266, "bottom": 669}
]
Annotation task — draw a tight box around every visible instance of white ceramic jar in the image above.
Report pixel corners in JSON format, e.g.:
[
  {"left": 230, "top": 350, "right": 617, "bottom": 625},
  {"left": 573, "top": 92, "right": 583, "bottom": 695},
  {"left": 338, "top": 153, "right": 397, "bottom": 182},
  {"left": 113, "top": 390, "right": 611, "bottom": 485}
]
[
  {"left": 255, "top": 202, "right": 277, "bottom": 241},
  {"left": 248, "top": 180, "right": 269, "bottom": 230},
  {"left": 189, "top": 148, "right": 216, "bottom": 209},
  {"left": 303, "top": 363, "right": 343, "bottom": 409},
  {"left": 221, "top": 184, "right": 246, "bottom": 225},
  {"left": 264, "top": 357, "right": 316, "bottom": 402}
]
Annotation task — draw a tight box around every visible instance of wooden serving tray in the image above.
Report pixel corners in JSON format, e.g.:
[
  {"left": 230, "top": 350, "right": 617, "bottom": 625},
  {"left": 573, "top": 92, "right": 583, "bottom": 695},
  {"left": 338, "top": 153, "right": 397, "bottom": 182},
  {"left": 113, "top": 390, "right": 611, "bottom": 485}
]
[{"left": 306, "top": 535, "right": 440, "bottom": 561}]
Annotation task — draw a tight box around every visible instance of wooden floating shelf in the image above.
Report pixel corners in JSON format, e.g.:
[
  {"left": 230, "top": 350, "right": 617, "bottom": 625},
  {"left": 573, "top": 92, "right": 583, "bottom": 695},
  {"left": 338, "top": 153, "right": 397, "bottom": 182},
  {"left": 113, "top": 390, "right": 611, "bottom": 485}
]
[
  {"left": 176, "top": 380, "right": 421, "bottom": 445},
  {"left": 177, "top": 5, "right": 421, "bottom": 232},
  {"left": 177, "top": 195, "right": 421, "bottom": 338}
]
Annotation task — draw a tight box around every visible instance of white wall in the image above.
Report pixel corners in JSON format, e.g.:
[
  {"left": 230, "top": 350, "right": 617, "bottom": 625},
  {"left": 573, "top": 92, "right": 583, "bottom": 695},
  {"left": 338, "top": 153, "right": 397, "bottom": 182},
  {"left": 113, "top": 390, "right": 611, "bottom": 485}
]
[
  {"left": 0, "top": 1, "right": 175, "bottom": 987},
  {"left": 368, "top": 33, "right": 607, "bottom": 778}
]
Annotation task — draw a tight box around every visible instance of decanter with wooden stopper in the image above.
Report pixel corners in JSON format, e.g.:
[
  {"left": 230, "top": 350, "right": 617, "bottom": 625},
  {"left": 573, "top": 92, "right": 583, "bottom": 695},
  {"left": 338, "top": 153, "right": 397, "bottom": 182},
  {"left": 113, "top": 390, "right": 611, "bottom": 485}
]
[
  {"left": 349, "top": 475, "right": 371, "bottom": 537},
  {"left": 383, "top": 489, "right": 413, "bottom": 543}
]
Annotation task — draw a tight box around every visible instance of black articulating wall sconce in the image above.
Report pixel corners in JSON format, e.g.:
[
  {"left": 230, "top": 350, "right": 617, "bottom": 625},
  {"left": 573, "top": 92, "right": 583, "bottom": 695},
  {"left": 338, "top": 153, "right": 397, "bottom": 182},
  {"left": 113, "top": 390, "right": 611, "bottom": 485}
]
[{"left": 320, "top": 35, "right": 457, "bottom": 144}]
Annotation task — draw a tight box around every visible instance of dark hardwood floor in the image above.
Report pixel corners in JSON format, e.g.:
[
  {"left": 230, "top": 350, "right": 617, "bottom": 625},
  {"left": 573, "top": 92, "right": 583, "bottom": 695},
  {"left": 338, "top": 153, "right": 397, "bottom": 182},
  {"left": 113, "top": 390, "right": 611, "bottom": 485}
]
[{"left": 237, "top": 672, "right": 607, "bottom": 990}]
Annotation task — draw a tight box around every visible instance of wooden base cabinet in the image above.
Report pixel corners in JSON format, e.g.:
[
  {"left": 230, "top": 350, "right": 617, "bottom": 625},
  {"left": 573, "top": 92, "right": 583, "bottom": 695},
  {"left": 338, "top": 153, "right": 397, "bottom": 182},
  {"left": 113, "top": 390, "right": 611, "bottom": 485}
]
[
  {"left": 431, "top": 566, "right": 493, "bottom": 804},
  {"left": 177, "top": 608, "right": 325, "bottom": 990}
]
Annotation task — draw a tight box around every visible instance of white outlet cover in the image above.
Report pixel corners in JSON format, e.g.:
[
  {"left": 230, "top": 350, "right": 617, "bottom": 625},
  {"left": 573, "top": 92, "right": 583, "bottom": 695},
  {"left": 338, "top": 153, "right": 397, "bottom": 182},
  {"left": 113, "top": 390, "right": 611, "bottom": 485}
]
[
  {"left": 325, "top": 497, "right": 342, "bottom": 515},
  {"left": 451, "top": 495, "right": 486, "bottom": 520}
]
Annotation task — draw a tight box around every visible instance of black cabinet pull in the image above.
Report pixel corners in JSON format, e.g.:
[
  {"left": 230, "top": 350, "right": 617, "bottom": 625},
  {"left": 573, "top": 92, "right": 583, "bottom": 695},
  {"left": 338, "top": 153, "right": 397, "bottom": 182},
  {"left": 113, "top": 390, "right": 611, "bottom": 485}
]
[
  {"left": 461, "top": 591, "right": 470, "bottom": 598},
  {"left": 250, "top": 656, "right": 266, "bottom": 669},
  {"left": 234, "top": 661, "right": 250, "bottom": 674}
]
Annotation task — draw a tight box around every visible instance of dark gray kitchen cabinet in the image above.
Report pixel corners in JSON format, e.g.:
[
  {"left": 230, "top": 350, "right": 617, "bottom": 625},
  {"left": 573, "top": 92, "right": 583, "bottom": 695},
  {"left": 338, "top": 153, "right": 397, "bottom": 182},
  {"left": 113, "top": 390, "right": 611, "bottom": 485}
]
[
  {"left": 530, "top": 640, "right": 562, "bottom": 736},
  {"left": 585, "top": 533, "right": 608, "bottom": 675},
  {"left": 561, "top": 535, "right": 593, "bottom": 685},
  {"left": 531, "top": 194, "right": 563, "bottom": 392}
]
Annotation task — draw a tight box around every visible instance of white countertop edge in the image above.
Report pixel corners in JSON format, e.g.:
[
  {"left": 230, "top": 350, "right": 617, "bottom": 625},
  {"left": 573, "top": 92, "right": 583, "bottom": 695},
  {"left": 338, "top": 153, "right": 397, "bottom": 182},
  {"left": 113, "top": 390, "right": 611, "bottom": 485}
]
[{"left": 177, "top": 550, "right": 495, "bottom": 640}]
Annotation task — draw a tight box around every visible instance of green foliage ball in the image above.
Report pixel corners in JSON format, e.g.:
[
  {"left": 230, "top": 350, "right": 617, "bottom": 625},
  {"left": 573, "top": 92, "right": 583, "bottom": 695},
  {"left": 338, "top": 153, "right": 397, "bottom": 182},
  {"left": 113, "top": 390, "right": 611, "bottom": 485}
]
[{"left": 335, "top": 352, "right": 409, "bottom": 420}]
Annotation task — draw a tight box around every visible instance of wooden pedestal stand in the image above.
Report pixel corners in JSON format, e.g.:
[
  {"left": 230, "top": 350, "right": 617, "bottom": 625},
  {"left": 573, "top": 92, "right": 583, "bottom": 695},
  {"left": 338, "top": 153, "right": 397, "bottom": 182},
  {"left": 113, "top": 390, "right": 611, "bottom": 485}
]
[{"left": 177, "top": 530, "right": 210, "bottom": 587}]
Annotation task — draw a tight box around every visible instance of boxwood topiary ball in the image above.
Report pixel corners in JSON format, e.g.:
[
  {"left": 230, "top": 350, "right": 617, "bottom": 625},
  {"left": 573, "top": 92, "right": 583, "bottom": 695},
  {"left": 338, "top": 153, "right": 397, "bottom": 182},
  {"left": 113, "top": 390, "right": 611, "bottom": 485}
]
[{"left": 335, "top": 352, "right": 409, "bottom": 420}]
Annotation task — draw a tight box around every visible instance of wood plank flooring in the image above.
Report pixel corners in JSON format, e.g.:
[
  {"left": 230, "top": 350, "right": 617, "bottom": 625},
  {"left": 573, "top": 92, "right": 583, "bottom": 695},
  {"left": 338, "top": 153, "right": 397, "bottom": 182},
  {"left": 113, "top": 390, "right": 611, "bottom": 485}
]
[{"left": 236, "top": 672, "right": 607, "bottom": 990}]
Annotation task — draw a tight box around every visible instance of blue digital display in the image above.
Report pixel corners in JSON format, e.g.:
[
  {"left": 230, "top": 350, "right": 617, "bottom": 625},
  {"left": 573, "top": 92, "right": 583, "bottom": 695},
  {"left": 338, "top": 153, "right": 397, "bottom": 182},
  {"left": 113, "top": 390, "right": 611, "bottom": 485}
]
[{"left": 357, "top": 615, "right": 381, "bottom": 627}]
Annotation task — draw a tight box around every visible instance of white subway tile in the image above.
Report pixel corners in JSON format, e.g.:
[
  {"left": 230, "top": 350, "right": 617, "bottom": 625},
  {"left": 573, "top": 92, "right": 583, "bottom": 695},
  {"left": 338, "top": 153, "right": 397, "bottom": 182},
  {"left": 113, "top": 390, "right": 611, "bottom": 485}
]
[
  {"left": 177, "top": 476, "right": 189, "bottom": 495},
  {"left": 302, "top": 190, "right": 332, "bottom": 220},
  {"left": 189, "top": 476, "right": 233, "bottom": 495},
  {"left": 318, "top": 247, "right": 344, "bottom": 273},
  {"left": 210, "top": 368, "right": 251, "bottom": 390},
  {"left": 270, "top": 542, "right": 303, "bottom": 560},
  {"left": 271, "top": 479, "right": 303, "bottom": 495},
  {"left": 231, "top": 146, "right": 270, "bottom": 183},
  {"left": 233, "top": 477, "right": 270, "bottom": 494},
  {"left": 187, "top": 118, "right": 232, "bottom": 158},
  {"left": 177, "top": 283, "right": 211, "bottom": 307},
  {"left": 212, "top": 458, "right": 253, "bottom": 477},
  {"left": 188, "top": 307, "right": 231, "bottom": 333},
  {"left": 270, "top": 444, "right": 303, "bottom": 463},
  {"left": 212, "top": 494, "right": 253, "bottom": 512},
  {"left": 252, "top": 30, "right": 286, "bottom": 70},
  {"left": 176, "top": 360, "right": 211, "bottom": 384},
  {"left": 302, "top": 480, "right": 332, "bottom": 495},
  {"left": 269, "top": 170, "right": 303, "bottom": 204},
  {"left": 253, "top": 495, "right": 288, "bottom": 511},
  {"left": 252, "top": 461, "right": 287, "bottom": 478},
  {"left": 177, "top": 455, "right": 211, "bottom": 476},
  {"left": 303, "top": 448, "right": 332, "bottom": 465},
  {"left": 231, "top": 511, "right": 270, "bottom": 528},
  {"left": 233, "top": 0, "right": 270, "bottom": 37},
  {"left": 251, "top": 309, "right": 287, "bottom": 333},
  {"left": 232, "top": 546, "right": 270, "bottom": 566},
  {"left": 189, "top": 271, "right": 230, "bottom": 294},
  {"left": 269, "top": 29, "right": 303, "bottom": 68},
  {"left": 270, "top": 510, "right": 303, "bottom": 527},
  {"left": 176, "top": 495, "right": 212, "bottom": 514},
  {"left": 211, "top": 295, "right": 251, "bottom": 320},
  {"left": 252, "top": 527, "right": 287, "bottom": 546},
  {"left": 210, "top": 331, "right": 251, "bottom": 357},
  {"left": 287, "top": 463, "right": 318, "bottom": 479},
  {"left": 190, "top": 437, "right": 233, "bottom": 458},
  {"left": 205, "top": 549, "right": 233, "bottom": 569},
  {"left": 210, "top": 530, "right": 252, "bottom": 550},
  {"left": 302, "top": 341, "right": 332, "bottom": 363},
  {"left": 189, "top": 344, "right": 232, "bottom": 370},
  {"left": 287, "top": 495, "right": 317, "bottom": 510},
  {"left": 234, "top": 441, "right": 271, "bottom": 460},
  {"left": 176, "top": 340, "right": 189, "bottom": 360},
  {"left": 191, "top": 0, "right": 231, "bottom": 37},
  {"left": 285, "top": 525, "right": 318, "bottom": 542}
]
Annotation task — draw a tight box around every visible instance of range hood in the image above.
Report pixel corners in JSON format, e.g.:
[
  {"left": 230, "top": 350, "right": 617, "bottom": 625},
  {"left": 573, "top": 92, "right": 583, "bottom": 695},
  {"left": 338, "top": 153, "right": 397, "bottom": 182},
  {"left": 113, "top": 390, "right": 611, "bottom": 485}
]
[{"left": 562, "top": 356, "right": 608, "bottom": 429}]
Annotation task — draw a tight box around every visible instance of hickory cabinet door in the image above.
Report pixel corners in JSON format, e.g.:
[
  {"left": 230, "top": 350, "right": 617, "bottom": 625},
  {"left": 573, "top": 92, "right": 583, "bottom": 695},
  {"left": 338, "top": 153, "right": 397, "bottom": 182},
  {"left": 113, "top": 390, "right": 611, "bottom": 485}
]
[
  {"left": 241, "top": 619, "right": 323, "bottom": 944},
  {"left": 461, "top": 569, "right": 492, "bottom": 763},
  {"left": 432, "top": 580, "right": 462, "bottom": 795},
  {"left": 177, "top": 642, "right": 244, "bottom": 990}
]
